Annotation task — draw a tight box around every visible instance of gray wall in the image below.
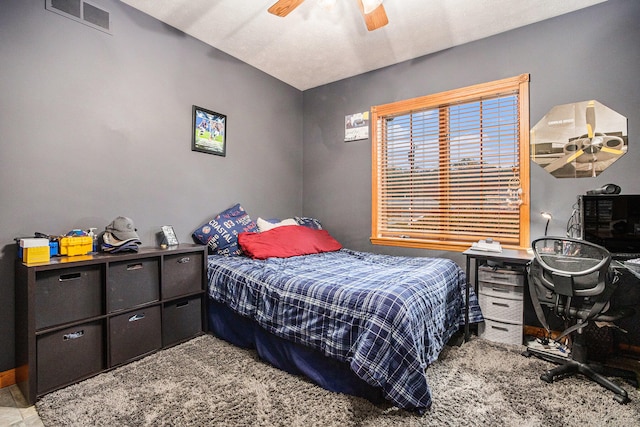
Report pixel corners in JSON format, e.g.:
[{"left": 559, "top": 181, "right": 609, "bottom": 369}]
[
  {"left": 0, "top": 0, "right": 303, "bottom": 371},
  {"left": 302, "top": 0, "right": 640, "bottom": 267},
  {"left": 2, "top": 0, "right": 639, "bottom": 373}
]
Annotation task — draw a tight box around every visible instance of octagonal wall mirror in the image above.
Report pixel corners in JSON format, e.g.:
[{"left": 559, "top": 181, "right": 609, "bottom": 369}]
[{"left": 531, "top": 100, "right": 627, "bottom": 178}]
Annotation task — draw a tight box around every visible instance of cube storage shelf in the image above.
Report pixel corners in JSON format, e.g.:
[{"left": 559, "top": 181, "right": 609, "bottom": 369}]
[{"left": 15, "top": 244, "right": 207, "bottom": 405}]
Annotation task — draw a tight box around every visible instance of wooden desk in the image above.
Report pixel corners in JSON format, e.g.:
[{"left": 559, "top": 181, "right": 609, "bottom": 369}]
[{"left": 463, "top": 247, "right": 533, "bottom": 340}]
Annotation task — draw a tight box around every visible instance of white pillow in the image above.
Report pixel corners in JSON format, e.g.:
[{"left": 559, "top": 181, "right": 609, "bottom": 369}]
[{"left": 256, "top": 217, "right": 298, "bottom": 232}]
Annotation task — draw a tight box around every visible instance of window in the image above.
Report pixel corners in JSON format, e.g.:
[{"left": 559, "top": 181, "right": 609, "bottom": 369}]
[{"left": 371, "top": 74, "right": 530, "bottom": 252}]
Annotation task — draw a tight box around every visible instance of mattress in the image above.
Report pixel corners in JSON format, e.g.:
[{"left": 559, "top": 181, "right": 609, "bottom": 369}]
[{"left": 207, "top": 248, "right": 483, "bottom": 412}]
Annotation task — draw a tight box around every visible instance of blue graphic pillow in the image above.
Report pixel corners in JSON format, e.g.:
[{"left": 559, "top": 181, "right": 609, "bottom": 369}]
[
  {"left": 294, "top": 217, "right": 323, "bottom": 230},
  {"left": 192, "top": 203, "right": 258, "bottom": 256}
]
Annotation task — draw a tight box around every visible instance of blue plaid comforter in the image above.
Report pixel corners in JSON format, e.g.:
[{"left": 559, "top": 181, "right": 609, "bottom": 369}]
[{"left": 207, "top": 249, "right": 483, "bottom": 412}]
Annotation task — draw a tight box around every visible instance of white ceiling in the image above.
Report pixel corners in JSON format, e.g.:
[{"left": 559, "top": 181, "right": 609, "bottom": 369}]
[{"left": 120, "top": 0, "right": 606, "bottom": 91}]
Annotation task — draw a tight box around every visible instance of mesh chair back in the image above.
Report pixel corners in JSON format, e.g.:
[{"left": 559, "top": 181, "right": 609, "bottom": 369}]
[{"left": 531, "top": 237, "right": 611, "bottom": 297}]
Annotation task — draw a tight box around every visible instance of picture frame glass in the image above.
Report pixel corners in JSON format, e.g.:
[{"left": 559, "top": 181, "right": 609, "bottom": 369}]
[
  {"left": 192, "top": 105, "right": 226, "bottom": 156},
  {"left": 161, "top": 225, "right": 179, "bottom": 246},
  {"left": 345, "top": 111, "right": 370, "bottom": 142}
]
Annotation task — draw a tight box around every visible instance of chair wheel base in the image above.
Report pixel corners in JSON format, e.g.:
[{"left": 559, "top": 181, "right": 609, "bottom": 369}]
[
  {"left": 540, "top": 372, "right": 554, "bottom": 383},
  {"left": 525, "top": 346, "right": 633, "bottom": 403},
  {"left": 613, "top": 394, "right": 630, "bottom": 404}
]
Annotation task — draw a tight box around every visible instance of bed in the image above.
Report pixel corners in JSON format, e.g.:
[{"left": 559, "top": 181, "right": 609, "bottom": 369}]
[{"left": 193, "top": 205, "right": 483, "bottom": 413}]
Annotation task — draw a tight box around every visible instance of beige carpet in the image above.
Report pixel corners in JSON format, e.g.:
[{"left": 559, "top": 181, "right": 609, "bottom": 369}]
[{"left": 36, "top": 334, "right": 640, "bottom": 426}]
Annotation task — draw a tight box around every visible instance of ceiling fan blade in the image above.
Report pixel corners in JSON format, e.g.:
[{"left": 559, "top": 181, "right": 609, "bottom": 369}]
[
  {"left": 600, "top": 146, "right": 624, "bottom": 155},
  {"left": 544, "top": 149, "right": 584, "bottom": 173},
  {"left": 356, "top": 0, "right": 389, "bottom": 31},
  {"left": 585, "top": 100, "right": 596, "bottom": 139},
  {"left": 565, "top": 148, "right": 585, "bottom": 164},
  {"left": 268, "top": 0, "right": 305, "bottom": 17}
]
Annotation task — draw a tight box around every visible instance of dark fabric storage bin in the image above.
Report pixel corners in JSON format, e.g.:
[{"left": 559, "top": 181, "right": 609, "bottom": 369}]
[
  {"left": 35, "top": 266, "right": 102, "bottom": 330},
  {"left": 162, "top": 252, "right": 203, "bottom": 299},
  {"left": 36, "top": 321, "right": 104, "bottom": 394},
  {"left": 109, "top": 305, "right": 161, "bottom": 366},
  {"left": 162, "top": 296, "right": 203, "bottom": 346},
  {"left": 107, "top": 258, "right": 159, "bottom": 312}
]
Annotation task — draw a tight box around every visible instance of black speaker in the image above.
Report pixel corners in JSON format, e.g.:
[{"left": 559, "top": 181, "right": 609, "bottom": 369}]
[{"left": 586, "top": 184, "right": 621, "bottom": 195}]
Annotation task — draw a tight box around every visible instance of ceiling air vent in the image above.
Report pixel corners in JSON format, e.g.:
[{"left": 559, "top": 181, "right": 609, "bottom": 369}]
[{"left": 46, "top": 0, "right": 112, "bottom": 34}]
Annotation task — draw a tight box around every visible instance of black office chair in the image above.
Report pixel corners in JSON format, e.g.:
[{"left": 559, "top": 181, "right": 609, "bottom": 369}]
[{"left": 523, "top": 236, "right": 636, "bottom": 404}]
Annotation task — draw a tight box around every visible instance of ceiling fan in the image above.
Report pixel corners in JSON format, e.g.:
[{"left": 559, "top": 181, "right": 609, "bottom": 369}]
[{"left": 268, "top": 0, "right": 389, "bottom": 31}]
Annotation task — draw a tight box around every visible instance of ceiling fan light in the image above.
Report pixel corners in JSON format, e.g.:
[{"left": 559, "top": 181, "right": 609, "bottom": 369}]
[
  {"left": 318, "top": 0, "right": 337, "bottom": 11},
  {"left": 362, "top": 0, "right": 383, "bottom": 14}
]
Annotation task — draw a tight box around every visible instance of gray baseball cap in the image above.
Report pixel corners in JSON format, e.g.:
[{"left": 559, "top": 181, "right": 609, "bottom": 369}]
[{"left": 105, "top": 216, "right": 140, "bottom": 241}]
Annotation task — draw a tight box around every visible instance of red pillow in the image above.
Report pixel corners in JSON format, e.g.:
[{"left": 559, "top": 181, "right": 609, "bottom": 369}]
[{"left": 238, "top": 225, "right": 342, "bottom": 259}]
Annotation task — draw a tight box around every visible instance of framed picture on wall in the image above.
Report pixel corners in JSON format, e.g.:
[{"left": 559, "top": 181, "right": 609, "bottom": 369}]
[
  {"left": 192, "top": 105, "right": 227, "bottom": 156},
  {"left": 345, "top": 111, "right": 369, "bottom": 142}
]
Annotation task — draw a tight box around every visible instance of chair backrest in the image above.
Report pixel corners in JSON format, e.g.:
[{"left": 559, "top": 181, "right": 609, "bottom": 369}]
[{"left": 530, "top": 236, "right": 611, "bottom": 298}]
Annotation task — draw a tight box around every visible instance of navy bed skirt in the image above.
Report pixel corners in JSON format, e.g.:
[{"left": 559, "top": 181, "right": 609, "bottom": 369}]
[{"left": 206, "top": 298, "right": 385, "bottom": 404}]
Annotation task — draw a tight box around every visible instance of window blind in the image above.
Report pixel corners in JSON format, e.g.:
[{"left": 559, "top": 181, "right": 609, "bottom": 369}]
[{"left": 371, "top": 75, "right": 530, "bottom": 251}]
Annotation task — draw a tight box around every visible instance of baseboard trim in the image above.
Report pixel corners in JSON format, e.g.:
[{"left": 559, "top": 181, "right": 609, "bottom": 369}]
[
  {"left": 618, "top": 342, "right": 640, "bottom": 355},
  {"left": 0, "top": 368, "right": 16, "bottom": 389},
  {"left": 524, "top": 325, "right": 640, "bottom": 356}
]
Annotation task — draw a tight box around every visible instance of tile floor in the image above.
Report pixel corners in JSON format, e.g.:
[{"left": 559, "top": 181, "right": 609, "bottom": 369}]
[{"left": 0, "top": 386, "right": 43, "bottom": 427}]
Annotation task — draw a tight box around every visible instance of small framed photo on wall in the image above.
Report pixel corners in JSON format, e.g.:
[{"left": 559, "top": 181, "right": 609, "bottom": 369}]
[
  {"left": 345, "top": 111, "right": 370, "bottom": 142},
  {"left": 192, "top": 105, "right": 227, "bottom": 156}
]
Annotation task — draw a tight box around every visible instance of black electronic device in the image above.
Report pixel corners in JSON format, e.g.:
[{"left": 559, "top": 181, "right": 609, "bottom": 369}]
[
  {"left": 586, "top": 183, "right": 621, "bottom": 195},
  {"left": 579, "top": 194, "right": 640, "bottom": 256}
]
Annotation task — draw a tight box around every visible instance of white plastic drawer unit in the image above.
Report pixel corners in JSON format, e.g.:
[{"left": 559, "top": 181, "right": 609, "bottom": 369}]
[
  {"left": 478, "top": 266, "right": 525, "bottom": 287},
  {"left": 478, "top": 319, "right": 523, "bottom": 346},
  {"left": 478, "top": 281, "right": 524, "bottom": 301},
  {"left": 478, "top": 293, "right": 524, "bottom": 324},
  {"left": 478, "top": 265, "right": 525, "bottom": 346}
]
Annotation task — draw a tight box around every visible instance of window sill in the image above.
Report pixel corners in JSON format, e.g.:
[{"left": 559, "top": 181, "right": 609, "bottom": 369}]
[{"left": 370, "top": 236, "right": 471, "bottom": 252}]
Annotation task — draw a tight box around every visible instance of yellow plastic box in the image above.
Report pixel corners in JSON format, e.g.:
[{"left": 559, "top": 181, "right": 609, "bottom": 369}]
[
  {"left": 60, "top": 236, "right": 93, "bottom": 256},
  {"left": 20, "top": 238, "right": 51, "bottom": 264},
  {"left": 23, "top": 246, "right": 50, "bottom": 264}
]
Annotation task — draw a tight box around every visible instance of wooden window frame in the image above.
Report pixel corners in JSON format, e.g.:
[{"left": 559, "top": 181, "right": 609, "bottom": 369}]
[{"left": 371, "top": 74, "right": 530, "bottom": 252}]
